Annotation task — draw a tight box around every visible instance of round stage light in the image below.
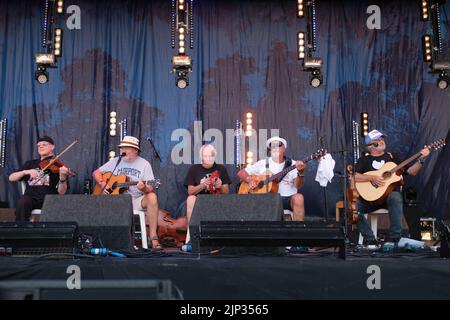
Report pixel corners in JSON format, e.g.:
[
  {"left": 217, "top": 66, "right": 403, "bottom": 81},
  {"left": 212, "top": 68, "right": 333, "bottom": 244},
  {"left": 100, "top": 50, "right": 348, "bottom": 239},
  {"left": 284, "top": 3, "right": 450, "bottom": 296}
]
[
  {"left": 177, "top": 78, "right": 188, "bottom": 89},
  {"left": 438, "top": 78, "right": 448, "bottom": 89}
]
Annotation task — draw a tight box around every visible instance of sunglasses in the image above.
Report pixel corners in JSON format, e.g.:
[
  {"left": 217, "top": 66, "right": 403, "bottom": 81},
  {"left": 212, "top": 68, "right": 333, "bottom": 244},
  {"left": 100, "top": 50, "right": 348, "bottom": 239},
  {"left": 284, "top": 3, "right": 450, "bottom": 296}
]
[{"left": 368, "top": 142, "right": 380, "bottom": 147}]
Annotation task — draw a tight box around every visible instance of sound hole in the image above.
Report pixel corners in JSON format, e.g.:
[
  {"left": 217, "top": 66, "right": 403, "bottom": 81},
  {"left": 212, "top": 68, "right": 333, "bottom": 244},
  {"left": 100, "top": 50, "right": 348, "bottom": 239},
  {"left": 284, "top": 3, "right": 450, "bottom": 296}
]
[
  {"left": 382, "top": 172, "right": 391, "bottom": 179},
  {"left": 111, "top": 182, "right": 117, "bottom": 190},
  {"left": 256, "top": 181, "right": 265, "bottom": 189}
]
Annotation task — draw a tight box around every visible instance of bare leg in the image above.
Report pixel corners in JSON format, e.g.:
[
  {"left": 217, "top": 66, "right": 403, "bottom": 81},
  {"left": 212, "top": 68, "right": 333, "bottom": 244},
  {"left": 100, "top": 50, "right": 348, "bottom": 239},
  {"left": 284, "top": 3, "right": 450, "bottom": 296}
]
[
  {"left": 141, "top": 192, "right": 159, "bottom": 248},
  {"left": 291, "top": 193, "right": 305, "bottom": 221}
]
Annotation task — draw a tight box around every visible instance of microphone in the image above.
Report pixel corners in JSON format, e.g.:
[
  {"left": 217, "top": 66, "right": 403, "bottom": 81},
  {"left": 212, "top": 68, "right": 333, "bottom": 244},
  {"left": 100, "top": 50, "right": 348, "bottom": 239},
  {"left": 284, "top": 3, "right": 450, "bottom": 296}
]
[{"left": 89, "top": 247, "right": 125, "bottom": 258}]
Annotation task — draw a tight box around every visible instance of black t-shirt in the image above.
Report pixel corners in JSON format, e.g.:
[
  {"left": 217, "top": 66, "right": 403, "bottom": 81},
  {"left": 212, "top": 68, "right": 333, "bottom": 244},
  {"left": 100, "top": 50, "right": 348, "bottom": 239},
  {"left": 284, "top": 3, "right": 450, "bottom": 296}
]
[
  {"left": 184, "top": 163, "right": 232, "bottom": 195},
  {"left": 17, "top": 158, "right": 69, "bottom": 200},
  {"left": 355, "top": 152, "right": 403, "bottom": 174}
]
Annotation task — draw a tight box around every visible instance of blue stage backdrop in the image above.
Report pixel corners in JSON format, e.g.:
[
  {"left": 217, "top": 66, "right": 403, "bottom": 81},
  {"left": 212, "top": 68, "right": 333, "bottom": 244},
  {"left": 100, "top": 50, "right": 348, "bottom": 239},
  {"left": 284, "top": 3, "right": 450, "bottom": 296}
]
[{"left": 0, "top": 0, "right": 449, "bottom": 219}]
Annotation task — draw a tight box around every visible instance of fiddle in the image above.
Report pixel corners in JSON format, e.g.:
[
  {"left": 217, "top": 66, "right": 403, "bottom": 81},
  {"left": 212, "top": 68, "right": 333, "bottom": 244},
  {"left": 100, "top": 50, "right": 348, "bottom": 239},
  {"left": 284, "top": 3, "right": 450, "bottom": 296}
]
[
  {"left": 39, "top": 158, "right": 76, "bottom": 176},
  {"left": 34, "top": 140, "right": 78, "bottom": 182}
]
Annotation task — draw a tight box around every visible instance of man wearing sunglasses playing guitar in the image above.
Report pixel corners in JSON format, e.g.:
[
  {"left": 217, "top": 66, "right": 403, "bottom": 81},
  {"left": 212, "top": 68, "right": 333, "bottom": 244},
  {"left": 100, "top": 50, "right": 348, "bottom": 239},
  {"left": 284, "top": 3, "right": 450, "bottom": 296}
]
[
  {"left": 92, "top": 136, "right": 161, "bottom": 249},
  {"left": 354, "top": 129, "right": 430, "bottom": 246},
  {"left": 237, "top": 136, "right": 306, "bottom": 221}
]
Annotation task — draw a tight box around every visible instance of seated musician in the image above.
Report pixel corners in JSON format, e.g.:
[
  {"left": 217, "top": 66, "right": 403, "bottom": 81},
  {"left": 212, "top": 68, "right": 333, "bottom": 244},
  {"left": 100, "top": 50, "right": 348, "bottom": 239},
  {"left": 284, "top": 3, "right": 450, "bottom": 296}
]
[
  {"left": 183, "top": 144, "right": 232, "bottom": 242},
  {"left": 92, "top": 136, "right": 161, "bottom": 249},
  {"left": 8, "top": 136, "right": 69, "bottom": 221},
  {"left": 237, "top": 136, "right": 306, "bottom": 221},
  {"left": 355, "top": 130, "right": 430, "bottom": 245}
]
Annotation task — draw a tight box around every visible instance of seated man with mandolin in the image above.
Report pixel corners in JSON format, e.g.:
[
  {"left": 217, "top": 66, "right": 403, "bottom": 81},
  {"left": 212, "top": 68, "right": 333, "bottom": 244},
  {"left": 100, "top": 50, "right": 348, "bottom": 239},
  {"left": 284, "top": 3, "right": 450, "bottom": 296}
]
[
  {"left": 92, "top": 136, "right": 162, "bottom": 249},
  {"left": 237, "top": 136, "right": 306, "bottom": 221},
  {"left": 354, "top": 129, "right": 430, "bottom": 245},
  {"left": 183, "top": 144, "right": 232, "bottom": 242},
  {"left": 9, "top": 136, "right": 70, "bottom": 221}
]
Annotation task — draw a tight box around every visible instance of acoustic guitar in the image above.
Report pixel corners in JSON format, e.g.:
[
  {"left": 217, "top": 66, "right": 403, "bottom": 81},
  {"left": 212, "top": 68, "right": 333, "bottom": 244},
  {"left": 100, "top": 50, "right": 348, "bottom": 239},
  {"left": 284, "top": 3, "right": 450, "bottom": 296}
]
[
  {"left": 92, "top": 172, "right": 161, "bottom": 195},
  {"left": 355, "top": 138, "right": 445, "bottom": 205},
  {"left": 238, "top": 149, "right": 326, "bottom": 194}
]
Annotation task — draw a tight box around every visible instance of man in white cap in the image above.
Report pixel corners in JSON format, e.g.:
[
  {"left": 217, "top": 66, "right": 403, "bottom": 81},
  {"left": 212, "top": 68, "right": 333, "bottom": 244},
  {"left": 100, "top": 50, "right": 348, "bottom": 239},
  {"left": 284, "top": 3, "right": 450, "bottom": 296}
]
[
  {"left": 237, "top": 136, "right": 306, "bottom": 221},
  {"left": 354, "top": 129, "right": 430, "bottom": 246},
  {"left": 92, "top": 136, "right": 161, "bottom": 249}
]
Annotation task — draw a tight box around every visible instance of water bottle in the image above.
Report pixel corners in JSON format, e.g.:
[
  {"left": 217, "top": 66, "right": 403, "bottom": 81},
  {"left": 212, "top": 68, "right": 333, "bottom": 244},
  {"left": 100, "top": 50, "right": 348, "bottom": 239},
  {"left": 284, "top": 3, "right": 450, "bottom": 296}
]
[
  {"left": 382, "top": 242, "right": 395, "bottom": 253},
  {"left": 182, "top": 243, "right": 192, "bottom": 252}
]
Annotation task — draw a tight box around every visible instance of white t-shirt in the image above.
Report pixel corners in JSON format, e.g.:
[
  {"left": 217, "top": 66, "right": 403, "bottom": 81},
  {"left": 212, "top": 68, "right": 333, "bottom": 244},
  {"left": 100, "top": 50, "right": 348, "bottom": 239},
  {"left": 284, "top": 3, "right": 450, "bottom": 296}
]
[
  {"left": 245, "top": 158, "right": 298, "bottom": 197},
  {"left": 99, "top": 156, "right": 154, "bottom": 199}
]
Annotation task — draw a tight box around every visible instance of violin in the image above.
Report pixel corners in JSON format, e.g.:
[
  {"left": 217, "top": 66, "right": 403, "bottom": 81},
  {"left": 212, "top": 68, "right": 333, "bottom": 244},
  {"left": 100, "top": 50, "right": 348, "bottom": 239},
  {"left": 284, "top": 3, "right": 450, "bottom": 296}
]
[
  {"left": 35, "top": 140, "right": 78, "bottom": 182},
  {"left": 39, "top": 158, "right": 76, "bottom": 176}
]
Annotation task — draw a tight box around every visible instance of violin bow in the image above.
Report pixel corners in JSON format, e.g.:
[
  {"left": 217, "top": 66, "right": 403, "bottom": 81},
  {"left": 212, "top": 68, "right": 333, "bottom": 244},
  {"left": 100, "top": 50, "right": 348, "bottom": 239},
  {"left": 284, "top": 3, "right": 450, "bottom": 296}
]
[{"left": 40, "top": 140, "right": 78, "bottom": 172}]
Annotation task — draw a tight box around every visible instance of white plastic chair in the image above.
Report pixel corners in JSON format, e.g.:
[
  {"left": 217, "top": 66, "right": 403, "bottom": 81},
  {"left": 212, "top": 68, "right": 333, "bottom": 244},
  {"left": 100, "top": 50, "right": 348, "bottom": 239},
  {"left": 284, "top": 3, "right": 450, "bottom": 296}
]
[
  {"left": 284, "top": 209, "right": 294, "bottom": 221},
  {"left": 133, "top": 210, "right": 148, "bottom": 249},
  {"left": 20, "top": 181, "right": 41, "bottom": 222},
  {"left": 358, "top": 208, "right": 389, "bottom": 244}
]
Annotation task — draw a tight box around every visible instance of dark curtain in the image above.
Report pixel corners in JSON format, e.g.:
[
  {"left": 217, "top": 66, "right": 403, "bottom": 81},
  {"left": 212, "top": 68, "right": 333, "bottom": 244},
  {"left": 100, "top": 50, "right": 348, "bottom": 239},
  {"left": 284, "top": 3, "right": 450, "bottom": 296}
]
[{"left": 0, "top": 0, "right": 449, "bottom": 218}]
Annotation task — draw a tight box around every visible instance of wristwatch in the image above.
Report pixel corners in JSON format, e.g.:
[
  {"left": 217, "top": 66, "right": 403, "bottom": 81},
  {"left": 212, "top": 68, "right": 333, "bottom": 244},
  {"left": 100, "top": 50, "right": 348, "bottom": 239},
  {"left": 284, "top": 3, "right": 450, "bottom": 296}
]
[
  {"left": 417, "top": 158, "right": 425, "bottom": 165},
  {"left": 59, "top": 179, "right": 66, "bottom": 183}
]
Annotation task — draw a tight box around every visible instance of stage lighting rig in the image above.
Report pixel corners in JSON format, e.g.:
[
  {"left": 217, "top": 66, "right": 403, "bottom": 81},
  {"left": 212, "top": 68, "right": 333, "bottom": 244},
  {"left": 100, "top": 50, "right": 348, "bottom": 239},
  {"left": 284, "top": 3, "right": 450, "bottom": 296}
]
[
  {"left": 432, "top": 60, "right": 450, "bottom": 89},
  {"left": 303, "top": 56, "right": 323, "bottom": 88},
  {"left": 360, "top": 112, "right": 369, "bottom": 138},
  {"left": 171, "top": 0, "right": 194, "bottom": 89},
  {"left": 172, "top": 55, "right": 192, "bottom": 89},
  {"left": 297, "top": 1, "right": 323, "bottom": 87},
  {"left": 35, "top": 0, "right": 65, "bottom": 84}
]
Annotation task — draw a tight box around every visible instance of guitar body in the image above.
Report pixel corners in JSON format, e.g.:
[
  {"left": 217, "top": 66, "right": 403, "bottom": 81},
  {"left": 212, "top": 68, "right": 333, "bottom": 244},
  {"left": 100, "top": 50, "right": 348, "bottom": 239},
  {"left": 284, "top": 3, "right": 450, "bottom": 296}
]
[
  {"left": 238, "top": 170, "right": 279, "bottom": 194},
  {"left": 157, "top": 209, "right": 188, "bottom": 247},
  {"left": 92, "top": 172, "right": 128, "bottom": 195},
  {"left": 355, "top": 162, "right": 403, "bottom": 205}
]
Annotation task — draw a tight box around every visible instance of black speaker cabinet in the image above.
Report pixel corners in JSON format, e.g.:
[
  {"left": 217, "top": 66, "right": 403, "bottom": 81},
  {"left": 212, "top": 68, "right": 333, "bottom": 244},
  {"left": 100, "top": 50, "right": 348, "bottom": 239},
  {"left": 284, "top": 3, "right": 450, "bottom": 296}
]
[
  {"left": 41, "top": 195, "right": 133, "bottom": 250},
  {"left": 189, "top": 193, "right": 284, "bottom": 254}
]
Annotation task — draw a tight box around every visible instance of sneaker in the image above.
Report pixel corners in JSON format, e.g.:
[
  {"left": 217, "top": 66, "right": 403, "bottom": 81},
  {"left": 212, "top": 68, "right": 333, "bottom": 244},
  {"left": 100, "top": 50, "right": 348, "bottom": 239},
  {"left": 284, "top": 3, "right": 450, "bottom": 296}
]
[
  {"left": 287, "top": 246, "right": 308, "bottom": 254},
  {"left": 363, "top": 239, "right": 380, "bottom": 251}
]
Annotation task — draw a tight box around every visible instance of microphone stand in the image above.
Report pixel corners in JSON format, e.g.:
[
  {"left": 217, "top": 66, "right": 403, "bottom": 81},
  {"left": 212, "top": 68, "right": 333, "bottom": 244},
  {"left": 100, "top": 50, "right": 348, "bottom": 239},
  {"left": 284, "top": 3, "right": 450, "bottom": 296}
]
[
  {"left": 329, "top": 149, "right": 352, "bottom": 244},
  {"left": 100, "top": 154, "right": 124, "bottom": 194},
  {"left": 146, "top": 137, "right": 161, "bottom": 163}
]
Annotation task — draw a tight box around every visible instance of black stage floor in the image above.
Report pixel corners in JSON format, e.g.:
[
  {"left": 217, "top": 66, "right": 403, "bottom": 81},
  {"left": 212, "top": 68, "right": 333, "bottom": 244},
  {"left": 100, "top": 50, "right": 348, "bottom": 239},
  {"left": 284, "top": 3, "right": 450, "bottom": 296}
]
[{"left": 0, "top": 249, "right": 449, "bottom": 300}]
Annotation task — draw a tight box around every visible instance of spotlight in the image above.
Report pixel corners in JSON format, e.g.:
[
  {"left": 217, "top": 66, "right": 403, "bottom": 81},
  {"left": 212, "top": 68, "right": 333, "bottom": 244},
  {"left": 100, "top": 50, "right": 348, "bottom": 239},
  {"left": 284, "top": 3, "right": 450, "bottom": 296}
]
[
  {"left": 35, "top": 65, "right": 49, "bottom": 84},
  {"left": 297, "top": 32, "right": 306, "bottom": 60},
  {"left": 110, "top": 111, "right": 117, "bottom": 136},
  {"left": 35, "top": 53, "right": 55, "bottom": 65},
  {"left": 309, "top": 69, "right": 321, "bottom": 87},
  {"left": 172, "top": 55, "right": 192, "bottom": 89},
  {"left": 303, "top": 56, "right": 322, "bottom": 69},
  {"left": 175, "top": 68, "right": 189, "bottom": 89},
  {"left": 245, "top": 112, "right": 253, "bottom": 136},
  {"left": 297, "top": 0, "right": 304, "bottom": 18},
  {"left": 437, "top": 71, "right": 448, "bottom": 89},
  {"left": 420, "top": 0, "right": 429, "bottom": 21},
  {"left": 57, "top": 0, "right": 64, "bottom": 14},
  {"left": 54, "top": 28, "right": 63, "bottom": 57},
  {"left": 360, "top": 112, "right": 369, "bottom": 137},
  {"left": 422, "top": 35, "right": 433, "bottom": 62}
]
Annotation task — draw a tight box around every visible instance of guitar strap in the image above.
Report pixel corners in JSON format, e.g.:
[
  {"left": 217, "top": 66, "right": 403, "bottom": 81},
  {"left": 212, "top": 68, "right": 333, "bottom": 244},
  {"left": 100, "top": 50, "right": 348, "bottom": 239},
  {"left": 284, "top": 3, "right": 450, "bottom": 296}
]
[{"left": 275, "top": 157, "right": 293, "bottom": 182}]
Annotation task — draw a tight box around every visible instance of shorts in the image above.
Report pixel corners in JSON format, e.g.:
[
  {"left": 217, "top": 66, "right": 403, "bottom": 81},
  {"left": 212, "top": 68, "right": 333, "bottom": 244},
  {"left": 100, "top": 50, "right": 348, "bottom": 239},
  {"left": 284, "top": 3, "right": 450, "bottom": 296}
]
[
  {"left": 281, "top": 196, "right": 293, "bottom": 211},
  {"left": 132, "top": 195, "right": 145, "bottom": 211}
]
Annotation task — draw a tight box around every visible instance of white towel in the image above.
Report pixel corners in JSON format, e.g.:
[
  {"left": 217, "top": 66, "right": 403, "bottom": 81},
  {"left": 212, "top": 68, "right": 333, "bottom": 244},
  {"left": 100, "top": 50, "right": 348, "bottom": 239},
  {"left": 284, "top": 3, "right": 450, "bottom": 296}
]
[{"left": 315, "top": 153, "right": 335, "bottom": 187}]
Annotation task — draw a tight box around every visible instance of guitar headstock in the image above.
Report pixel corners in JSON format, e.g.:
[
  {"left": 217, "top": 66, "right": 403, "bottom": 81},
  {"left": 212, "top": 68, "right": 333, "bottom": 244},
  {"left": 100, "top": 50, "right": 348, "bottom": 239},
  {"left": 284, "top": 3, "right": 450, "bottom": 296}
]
[
  {"left": 427, "top": 138, "right": 446, "bottom": 151},
  {"left": 145, "top": 179, "right": 161, "bottom": 189},
  {"left": 311, "top": 148, "right": 327, "bottom": 160}
]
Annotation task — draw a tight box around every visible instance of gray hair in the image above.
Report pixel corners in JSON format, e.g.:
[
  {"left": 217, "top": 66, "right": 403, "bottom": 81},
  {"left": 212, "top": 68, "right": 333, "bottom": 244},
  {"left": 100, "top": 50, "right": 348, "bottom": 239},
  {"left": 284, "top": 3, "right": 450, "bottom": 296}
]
[{"left": 199, "top": 144, "right": 216, "bottom": 159}]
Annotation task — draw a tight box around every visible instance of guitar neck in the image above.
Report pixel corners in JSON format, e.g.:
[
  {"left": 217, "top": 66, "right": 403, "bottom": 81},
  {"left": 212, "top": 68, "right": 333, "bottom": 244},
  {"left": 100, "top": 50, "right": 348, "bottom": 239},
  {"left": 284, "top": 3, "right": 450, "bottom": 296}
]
[
  {"left": 270, "top": 155, "right": 312, "bottom": 182},
  {"left": 389, "top": 150, "right": 423, "bottom": 173}
]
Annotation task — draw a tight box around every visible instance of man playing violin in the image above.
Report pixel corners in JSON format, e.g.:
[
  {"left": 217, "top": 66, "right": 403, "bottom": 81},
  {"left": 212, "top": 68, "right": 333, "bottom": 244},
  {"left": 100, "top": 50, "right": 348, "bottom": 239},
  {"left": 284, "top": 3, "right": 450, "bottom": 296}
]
[{"left": 8, "top": 136, "right": 69, "bottom": 221}]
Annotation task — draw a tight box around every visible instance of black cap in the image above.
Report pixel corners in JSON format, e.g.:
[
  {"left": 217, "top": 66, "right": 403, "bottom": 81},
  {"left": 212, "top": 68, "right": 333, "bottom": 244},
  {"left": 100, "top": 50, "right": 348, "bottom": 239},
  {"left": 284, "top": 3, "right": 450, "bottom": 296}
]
[{"left": 37, "top": 136, "right": 55, "bottom": 145}]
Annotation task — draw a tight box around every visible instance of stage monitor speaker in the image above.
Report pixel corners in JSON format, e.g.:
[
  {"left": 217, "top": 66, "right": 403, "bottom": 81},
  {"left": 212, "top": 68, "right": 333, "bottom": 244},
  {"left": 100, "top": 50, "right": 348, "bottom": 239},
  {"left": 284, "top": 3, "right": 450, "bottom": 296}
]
[
  {"left": 189, "top": 194, "right": 284, "bottom": 254},
  {"left": 41, "top": 195, "right": 133, "bottom": 250},
  {"left": 440, "top": 220, "right": 450, "bottom": 258},
  {"left": 0, "top": 280, "right": 182, "bottom": 300},
  {"left": 0, "top": 222, "right": 78, "bottom": 256}
]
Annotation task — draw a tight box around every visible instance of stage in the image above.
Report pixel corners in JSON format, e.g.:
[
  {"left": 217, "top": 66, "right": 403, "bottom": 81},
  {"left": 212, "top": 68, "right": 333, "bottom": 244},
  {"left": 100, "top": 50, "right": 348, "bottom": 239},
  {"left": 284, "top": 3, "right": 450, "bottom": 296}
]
[{"left": 0, "top": 249, "right": 449, "bottom": 300}]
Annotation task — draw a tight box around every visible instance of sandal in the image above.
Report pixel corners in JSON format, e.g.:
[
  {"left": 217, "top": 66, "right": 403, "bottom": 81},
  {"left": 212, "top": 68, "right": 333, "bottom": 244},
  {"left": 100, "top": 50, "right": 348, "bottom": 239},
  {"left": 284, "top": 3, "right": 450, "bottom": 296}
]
[{"left": 150, "top": 236, "right": 163, "bottom": 250}]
